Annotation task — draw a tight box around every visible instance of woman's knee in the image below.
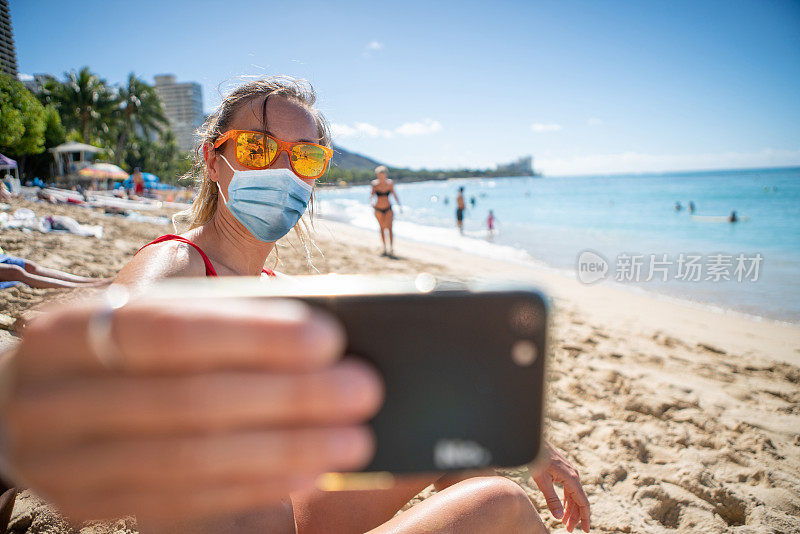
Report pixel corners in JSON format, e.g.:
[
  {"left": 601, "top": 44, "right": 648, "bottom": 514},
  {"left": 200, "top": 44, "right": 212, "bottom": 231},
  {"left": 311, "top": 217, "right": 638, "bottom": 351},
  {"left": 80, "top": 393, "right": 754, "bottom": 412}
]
[
  {"left": 476, "top": 477, "right": 530, "bottom": 510},
  {"left": 464, "top": 477, "right": 543, "bottom": 532}
]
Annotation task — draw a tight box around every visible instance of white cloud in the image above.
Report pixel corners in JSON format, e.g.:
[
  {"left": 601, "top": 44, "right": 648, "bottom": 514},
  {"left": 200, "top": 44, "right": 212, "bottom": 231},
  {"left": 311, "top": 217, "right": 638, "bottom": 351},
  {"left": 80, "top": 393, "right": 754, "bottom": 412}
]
[
  {"left": 331, "top": 122, "right": 393, "bottom": 139},
  {"left": 531, "top": 123, "right": 563, "bottom": 133},
  {"left": 395, "top": 119, "right": 442, "bottom": 136},
  {"left": 537, "top": 148, "right": 800, "bottom": 176},
  {"left": 362, "top": 40, "right": 384, "bottom": 58},
  {"left": 332, "top": 119, "right": 442, "bottom": 139},
  {"left": 587, "top": 117, "right": 603, "bottom": 127}
]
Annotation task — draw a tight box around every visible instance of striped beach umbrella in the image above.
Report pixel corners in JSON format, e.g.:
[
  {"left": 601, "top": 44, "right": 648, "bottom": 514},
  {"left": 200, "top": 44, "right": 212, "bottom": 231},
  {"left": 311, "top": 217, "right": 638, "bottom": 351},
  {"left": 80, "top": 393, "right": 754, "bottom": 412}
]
[{"left": 78, "top": 163, "right": 129, "bottom": 180}]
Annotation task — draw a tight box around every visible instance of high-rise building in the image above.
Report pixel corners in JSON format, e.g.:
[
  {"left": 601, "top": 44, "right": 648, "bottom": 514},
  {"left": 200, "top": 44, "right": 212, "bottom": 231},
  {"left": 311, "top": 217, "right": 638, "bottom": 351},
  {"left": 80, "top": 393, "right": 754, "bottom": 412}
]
[
  {"left": 154, "top": 74, "right": 204, "bottom": 153},
  {"left": 0, "top": 0, "right": 19, "bottom": 78}
]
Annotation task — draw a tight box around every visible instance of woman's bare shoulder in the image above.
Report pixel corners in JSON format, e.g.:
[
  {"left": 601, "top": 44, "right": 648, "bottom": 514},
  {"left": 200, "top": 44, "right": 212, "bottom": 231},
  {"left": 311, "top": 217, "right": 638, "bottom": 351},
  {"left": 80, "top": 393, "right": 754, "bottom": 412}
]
[{"left": 115, "top": 238, "right": 207, "bottom": 286}]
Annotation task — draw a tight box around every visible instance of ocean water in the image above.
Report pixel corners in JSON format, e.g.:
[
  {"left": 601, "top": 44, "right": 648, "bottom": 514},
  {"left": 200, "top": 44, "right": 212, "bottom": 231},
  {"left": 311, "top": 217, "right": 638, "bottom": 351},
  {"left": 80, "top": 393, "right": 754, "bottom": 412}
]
[{"left": 315, "top": 167, "right": 800, "bottom": 324}]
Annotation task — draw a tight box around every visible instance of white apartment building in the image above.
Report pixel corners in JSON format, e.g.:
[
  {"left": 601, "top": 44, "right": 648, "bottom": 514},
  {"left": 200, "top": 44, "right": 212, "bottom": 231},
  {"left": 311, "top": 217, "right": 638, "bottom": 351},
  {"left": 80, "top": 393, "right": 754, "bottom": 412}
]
[{"left": 154, "top": 74, "right": 204, "bottom": 153}]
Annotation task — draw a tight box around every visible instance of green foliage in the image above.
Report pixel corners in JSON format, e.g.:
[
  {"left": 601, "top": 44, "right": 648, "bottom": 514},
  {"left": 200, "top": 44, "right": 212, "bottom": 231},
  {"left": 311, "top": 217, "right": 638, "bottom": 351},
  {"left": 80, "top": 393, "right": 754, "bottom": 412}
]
[
  {"left": 111, "top": 72, "right": 169, "bottom": 166},
  {"left": 33, "top": 68, "right": 188, "bottom": 182},
  {"left": 23, "top": 104, "right": 67, "bottom": 180},
  {"left": 322, "top": 166, "right": 375, "bottom": 184},
  {"left": 42, "top": 105, "right": 66, "bottom": 147},
  {"left": 123, "top": 130, "right": 192, "bottom": 185},
  {"left": 0, "top": 73, "right": 47, "bottom": 156},
  {"left": 39, "top": 67, "right": 116, "bottom": 144}
]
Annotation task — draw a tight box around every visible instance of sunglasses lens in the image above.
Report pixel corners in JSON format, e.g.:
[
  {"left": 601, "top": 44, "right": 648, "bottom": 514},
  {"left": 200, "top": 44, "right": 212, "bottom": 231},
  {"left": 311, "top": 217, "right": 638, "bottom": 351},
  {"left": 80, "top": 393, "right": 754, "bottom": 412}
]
[
  {"left": 235, "top": 132, "right": 268, "bottom": 168},
  {"left": 291, "top": 144, "right": 327, "bottom": 178},
  {"left": 265, "top": 136, "right": 279, "bottom": 164}
]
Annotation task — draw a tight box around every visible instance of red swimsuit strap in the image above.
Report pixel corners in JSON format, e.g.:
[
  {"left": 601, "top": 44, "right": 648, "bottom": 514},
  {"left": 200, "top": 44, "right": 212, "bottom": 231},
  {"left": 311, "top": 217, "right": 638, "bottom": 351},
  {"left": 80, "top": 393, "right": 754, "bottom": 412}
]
[{"left": 137, "top": 235, "right": 275, "bottom": 277}]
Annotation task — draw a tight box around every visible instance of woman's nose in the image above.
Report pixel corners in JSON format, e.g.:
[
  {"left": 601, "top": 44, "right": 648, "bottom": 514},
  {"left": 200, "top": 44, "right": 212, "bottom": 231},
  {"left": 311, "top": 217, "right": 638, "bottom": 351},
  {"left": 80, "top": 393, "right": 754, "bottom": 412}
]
[{"left": 271, "top": 150, "right": 292, "bottom": 170}]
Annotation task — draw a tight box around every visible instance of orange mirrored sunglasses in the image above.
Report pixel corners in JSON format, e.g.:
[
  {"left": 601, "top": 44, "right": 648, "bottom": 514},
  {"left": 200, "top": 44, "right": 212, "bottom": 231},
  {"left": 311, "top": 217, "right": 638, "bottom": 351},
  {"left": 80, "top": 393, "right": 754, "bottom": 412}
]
[{"left": 214, "top": 130, "right": 333, "bottom": 180}]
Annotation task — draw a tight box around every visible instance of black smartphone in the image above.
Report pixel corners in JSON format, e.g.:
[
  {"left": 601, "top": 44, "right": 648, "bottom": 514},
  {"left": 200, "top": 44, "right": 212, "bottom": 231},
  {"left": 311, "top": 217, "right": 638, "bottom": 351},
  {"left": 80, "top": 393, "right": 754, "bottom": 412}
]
[{"left": 154, "top": 275, "right": 548, "bottom": 479}]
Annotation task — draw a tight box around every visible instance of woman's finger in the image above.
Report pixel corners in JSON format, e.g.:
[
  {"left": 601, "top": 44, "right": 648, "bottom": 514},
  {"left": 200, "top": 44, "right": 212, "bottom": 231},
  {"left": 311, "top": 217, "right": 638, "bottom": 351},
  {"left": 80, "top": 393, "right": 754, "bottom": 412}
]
[
  {"left": 18, "top": 426, "right": 373, "bottom": 494},
  {"left": 9, "top": 360, "right": 382, "bottom": 446},
  {"left": 567, "top": 490, "right": 591, "bottom": 532},
  {"left": 563, "top": 495, "right": 574, "bottom": 531},
  {"left": 578, "top": 495, "right": 591, "bottom": 532},
  {"left": 18, "top": 297, "right": 345, "bottom": 377},
  {"left": 532, "top": 472, "right": 563, "bottom": 519},
  {"left": 564, "top": 477, "right": 591, "bottom": 531},
  {"left": 566, "top": 492, "right": 582, "bottom": 532}
]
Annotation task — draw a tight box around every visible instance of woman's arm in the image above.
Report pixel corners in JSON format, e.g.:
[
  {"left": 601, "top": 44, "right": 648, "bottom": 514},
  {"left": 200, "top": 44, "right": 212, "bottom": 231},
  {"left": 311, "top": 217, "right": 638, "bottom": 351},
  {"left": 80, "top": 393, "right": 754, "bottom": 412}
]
[
  {"left": 391, "top": 184, "right": 401, "bottom": 207},
  {"left": 114, "top": 240, "right": 207, "bottom": 294},
  {"left": 0, "top": 295, "right": 382, "bottom": 525}
]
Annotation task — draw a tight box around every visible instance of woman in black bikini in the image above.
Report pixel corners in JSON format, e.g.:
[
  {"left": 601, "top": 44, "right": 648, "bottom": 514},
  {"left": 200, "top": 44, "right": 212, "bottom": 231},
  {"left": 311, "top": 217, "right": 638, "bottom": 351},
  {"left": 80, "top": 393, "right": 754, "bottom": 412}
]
[{"left": 371, "top": 165, "right": 401, "bottom": 256}]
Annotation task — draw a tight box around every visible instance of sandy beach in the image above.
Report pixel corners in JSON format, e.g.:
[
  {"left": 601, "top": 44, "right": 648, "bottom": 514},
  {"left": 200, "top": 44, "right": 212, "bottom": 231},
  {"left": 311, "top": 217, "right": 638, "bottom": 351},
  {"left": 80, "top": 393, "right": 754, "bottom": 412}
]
[{"left": 1, "top": 197, "right": 798, "bottom": 533}]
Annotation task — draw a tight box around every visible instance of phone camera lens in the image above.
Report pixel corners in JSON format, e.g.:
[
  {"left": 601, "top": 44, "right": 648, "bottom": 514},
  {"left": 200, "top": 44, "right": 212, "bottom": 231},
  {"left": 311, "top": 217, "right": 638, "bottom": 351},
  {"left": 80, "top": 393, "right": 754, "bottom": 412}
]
[
  {"left": 510, "top": 302, "right": 541, "bottom": 335},
  {"left": 511, "top": 340, "right": 538, "bottom": 366}
]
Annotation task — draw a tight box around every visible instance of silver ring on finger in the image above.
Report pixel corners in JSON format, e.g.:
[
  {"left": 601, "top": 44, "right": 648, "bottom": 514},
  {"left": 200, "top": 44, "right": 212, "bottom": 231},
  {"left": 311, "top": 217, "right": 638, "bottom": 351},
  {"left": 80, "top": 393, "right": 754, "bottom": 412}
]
[{"left": 86, "top": 284, "right": 130, "bottom": 371}]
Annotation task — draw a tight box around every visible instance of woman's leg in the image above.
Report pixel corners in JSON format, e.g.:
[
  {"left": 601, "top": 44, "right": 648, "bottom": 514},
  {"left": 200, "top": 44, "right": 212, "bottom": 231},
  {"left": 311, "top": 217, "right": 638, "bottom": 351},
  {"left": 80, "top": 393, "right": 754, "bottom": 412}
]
[
  {"left": 292, "top": 474, "right": 437, "bottom": 534},
  {"left": 433, "top": 468, "right": 494, "bottom": 492},
  {"left": 0, "top": 263, "right": 94, "bottom": 289},
  {"left": 385, "top": 210, "right": 394, "bottom": 254},
  {"left": 367, "top": 477, "right": 547, "bottom": 534},
  {"left": 139, "top": 499, "right": 297, "bottom": 534},
  {"left": 374, "top": 210, "right": 388, "bottom": 253},
  {"left": 23, "top": 260, "right": 110, "bottom": 285}
]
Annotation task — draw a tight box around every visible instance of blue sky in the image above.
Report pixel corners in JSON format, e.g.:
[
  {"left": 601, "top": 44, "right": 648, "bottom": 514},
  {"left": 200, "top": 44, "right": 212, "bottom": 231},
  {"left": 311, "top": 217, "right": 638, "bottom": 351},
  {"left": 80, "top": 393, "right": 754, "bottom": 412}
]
[{"left": 9, "top": 0, "right": 800, "bottom": 175}]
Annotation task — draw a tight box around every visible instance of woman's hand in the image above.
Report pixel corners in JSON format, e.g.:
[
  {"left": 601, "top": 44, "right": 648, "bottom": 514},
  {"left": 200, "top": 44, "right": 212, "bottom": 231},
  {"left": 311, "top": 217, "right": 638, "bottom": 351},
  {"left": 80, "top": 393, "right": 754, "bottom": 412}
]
[
  {"left": 529, "top": 441, "right": 591, "bottom": 532},
  {"left": 0, "top": 295, "right": 383, "bottom": 525}
]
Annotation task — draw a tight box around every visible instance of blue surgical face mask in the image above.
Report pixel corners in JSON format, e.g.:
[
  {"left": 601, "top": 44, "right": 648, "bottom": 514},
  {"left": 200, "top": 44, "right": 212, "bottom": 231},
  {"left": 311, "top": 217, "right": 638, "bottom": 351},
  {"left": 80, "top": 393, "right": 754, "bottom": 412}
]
[{"left": 217, "top": 155, "right": 313, "bottom": 242}]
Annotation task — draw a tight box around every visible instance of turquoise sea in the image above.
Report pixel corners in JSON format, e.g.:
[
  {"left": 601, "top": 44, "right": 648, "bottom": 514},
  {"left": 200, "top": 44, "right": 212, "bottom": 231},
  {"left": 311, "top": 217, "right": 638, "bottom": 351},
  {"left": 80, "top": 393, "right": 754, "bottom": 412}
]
[{"left": 316, "top": 167, "right": 800, "bottom": 324}]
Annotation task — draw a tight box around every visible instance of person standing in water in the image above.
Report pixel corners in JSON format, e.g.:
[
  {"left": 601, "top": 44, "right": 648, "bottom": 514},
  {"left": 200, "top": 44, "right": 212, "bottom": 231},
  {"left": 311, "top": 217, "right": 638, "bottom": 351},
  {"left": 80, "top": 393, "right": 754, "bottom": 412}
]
[
  {"left": 456, "top": 186, "right": 466, "bottom": 233},
  {"left": 371, "top": 165, "right": 401, "bottom": 256},
  {"left": 487, "top": 210, "right": 497, "bottom": 237}
]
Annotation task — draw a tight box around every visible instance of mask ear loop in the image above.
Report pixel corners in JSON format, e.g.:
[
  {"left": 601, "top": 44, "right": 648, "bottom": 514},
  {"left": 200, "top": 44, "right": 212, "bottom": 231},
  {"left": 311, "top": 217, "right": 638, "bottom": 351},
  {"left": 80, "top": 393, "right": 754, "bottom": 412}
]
[{"left": 216, "top": 154, "right": 236, "bottom": 204}]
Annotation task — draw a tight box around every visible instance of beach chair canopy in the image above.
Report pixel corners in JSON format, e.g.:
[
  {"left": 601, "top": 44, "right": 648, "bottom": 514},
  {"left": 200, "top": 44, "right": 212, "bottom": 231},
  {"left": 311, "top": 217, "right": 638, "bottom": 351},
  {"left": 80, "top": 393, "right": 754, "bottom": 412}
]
[
  {"left": 48, "top": 142, "right": 103, "bottom": 155},
  {"left": 0, "top": 153, "right": 18, "bottom": 170},
  {"left": 0, "top": 153, "right": 20, "bottom": 182}
]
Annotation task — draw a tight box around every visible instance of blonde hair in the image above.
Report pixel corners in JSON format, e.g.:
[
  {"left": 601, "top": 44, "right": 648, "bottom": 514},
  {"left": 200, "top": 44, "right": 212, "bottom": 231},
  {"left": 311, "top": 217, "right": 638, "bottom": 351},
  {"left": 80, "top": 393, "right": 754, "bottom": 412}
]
[
  {"left": 374, "top": 165, "right": 388, "bottom": 175},
  {"left": 173, "top": 76, "right": 331, "bottom": 266}
]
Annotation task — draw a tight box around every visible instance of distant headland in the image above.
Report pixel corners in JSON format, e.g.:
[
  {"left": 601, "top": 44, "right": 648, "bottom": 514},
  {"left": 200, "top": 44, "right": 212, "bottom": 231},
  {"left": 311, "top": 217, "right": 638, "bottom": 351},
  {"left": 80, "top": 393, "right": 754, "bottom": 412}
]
[{"left": 325, "top": 145, "right": 538, "bottom": 185}]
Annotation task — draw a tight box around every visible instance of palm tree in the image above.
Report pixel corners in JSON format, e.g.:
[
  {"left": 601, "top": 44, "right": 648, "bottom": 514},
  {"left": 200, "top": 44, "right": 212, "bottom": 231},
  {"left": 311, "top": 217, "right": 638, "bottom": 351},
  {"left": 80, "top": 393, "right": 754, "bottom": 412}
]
[
  {"left": 40, "top": 67, "right": 115, "bottom": 143},
  {"left": 112, "top": 73, "right": 169, "bottom": 165}
]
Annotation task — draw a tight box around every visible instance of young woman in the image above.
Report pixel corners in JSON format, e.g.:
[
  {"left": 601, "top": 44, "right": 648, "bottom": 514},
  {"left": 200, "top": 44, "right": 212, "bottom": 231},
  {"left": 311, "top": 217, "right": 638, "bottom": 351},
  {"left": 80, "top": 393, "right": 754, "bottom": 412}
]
[
  {"left": 0, "top": 77, "right": 590, "bottom": 533},
  {"left": 370, "top": 166, "right": 401, "bottom": 257}
]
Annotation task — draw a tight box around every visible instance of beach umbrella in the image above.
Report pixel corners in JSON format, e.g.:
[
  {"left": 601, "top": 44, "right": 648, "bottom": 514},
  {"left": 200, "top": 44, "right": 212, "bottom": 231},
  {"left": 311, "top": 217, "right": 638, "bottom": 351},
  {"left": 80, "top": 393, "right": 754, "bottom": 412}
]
[
  {"left": 78, "top": 162, "right": 129, "bottom": 180},
  {"left": 123, "top": 172, "right": 161, "bottom": 188}
]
